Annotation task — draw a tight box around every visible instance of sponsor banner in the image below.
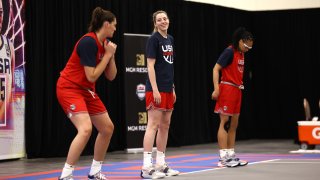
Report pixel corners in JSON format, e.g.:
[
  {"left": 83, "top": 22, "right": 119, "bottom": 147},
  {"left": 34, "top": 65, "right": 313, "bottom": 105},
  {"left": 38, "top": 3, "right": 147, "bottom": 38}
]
[
  {"left": 0, "top": 0, "right": 26, "bottom": 160},
  {"left": 124, "top": 33, "right": 149, "bottom": 151}
]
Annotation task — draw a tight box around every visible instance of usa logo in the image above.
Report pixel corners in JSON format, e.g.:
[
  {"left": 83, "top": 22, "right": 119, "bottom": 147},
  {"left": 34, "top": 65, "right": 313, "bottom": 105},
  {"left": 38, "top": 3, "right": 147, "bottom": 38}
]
[
  {"left": 162, "top": 45, "right": 173, "bottom": 64},
  {"left": 223, "top": 106, "right": 228, "bottom": 111},
  {"left": 136, "top": 84, "right": 146, "bottom": 101},
  {"left": 237, "top": 59, "right": 244, "bottom": 73}
]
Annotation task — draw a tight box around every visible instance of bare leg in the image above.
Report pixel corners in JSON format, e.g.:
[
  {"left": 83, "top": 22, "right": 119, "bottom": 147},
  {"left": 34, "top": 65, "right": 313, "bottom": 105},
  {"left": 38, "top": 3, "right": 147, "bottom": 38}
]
[
  {"left": 156, "top": 111, "right": 172, "bottom": 152},
  {"left": 66, "top": 113, "right": 93, "bottom": 165},
  {"left": 227, "top": 114, "right": 239, "bottom": 149},
  {"left": 143, "top": 109, "right": 162, "bottom": 152},
  {"left": 217, "top": 114, "right": 230, "bottom": 149},
  {"left": 91, "top": 112, "right": 114, "bottom": 161}
]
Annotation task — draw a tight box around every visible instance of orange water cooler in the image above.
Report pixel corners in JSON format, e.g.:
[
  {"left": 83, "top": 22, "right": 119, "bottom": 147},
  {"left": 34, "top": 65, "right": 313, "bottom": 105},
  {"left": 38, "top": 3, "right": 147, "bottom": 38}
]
[{"left": 297, "top": 121, "right": 320, "bottom": 149}]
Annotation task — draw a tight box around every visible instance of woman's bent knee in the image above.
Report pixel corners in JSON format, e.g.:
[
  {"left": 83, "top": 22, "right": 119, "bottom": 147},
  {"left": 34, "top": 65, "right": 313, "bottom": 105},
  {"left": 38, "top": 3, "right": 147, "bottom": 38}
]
[
  {"left": 100, "top": 122, "right": 114, "bottom": 136},
  {"left": 78, "top": 127, "right": 92, "bottom": 138},
  {"left": 107, "top": 123, "right": 114, "bottom": 134}
]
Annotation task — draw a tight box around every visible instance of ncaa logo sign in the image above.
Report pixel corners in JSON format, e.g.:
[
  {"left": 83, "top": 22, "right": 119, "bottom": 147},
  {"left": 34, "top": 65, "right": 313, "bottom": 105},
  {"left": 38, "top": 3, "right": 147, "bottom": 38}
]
[
  {"left": 136, "top": 84, "right": 146, "bottom": 101},
  {"left": 312, "top": 127, "right": 320, "bottom": 139}
]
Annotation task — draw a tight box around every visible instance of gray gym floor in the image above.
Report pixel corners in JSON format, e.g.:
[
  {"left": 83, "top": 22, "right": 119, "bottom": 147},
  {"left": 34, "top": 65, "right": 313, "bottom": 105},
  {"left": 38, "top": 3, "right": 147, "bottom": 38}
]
[{"left": 0, "top": 139, "right": 319, "bottom": 180}]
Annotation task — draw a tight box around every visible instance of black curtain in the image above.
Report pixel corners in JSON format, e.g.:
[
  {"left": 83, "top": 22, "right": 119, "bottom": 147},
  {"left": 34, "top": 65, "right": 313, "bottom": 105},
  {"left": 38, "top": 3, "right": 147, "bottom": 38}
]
[{"left": 25, "top": 0, "right": 320, "bottom": 158}]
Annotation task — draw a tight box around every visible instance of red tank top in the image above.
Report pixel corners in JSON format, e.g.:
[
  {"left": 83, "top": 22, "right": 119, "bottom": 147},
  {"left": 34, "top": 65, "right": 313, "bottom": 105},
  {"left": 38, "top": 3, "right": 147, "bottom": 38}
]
[
  {"left": 60, "top": 32, "right": 105, "bottom": 91},
  {"left": 220, "top": 46, "right": 245, "bottom": 85}
]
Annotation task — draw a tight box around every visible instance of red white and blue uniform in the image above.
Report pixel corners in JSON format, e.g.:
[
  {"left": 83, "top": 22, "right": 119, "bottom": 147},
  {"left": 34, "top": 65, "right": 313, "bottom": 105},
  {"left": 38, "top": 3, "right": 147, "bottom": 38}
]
[
  {"left": 56, "top": 32, "right": 107, "bottom": 117},
  {"left": 214, "top": 45, "right": 245, "bottom": 115},
  {"left": 145, "top": 32, "right": 175, "bottom": 111}
]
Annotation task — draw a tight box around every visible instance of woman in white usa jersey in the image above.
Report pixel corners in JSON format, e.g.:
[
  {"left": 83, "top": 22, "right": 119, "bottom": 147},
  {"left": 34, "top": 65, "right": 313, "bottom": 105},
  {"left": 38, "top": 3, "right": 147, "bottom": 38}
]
[
  {"left": 0, "top": 0, "right": 15, "bottom": 129},
  {"left": 0, "top": 34, "right": 15, "bottom": 128}
]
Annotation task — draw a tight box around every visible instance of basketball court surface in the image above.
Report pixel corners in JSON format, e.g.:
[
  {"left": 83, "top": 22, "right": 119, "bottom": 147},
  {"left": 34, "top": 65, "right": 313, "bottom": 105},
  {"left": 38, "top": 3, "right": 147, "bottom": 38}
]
[{"left": 0, "top": 139, "right": 319, "bottom": 180}]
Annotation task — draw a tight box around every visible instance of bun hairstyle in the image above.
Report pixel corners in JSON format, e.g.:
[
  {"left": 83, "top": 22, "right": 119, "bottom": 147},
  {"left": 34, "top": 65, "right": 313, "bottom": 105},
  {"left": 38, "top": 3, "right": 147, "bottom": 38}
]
[
  {"left": 88, "top": 7, "right": 116, "bottom": 32},
  {"left": 232, "top": 27, "right": 254, "bottom": 49}
]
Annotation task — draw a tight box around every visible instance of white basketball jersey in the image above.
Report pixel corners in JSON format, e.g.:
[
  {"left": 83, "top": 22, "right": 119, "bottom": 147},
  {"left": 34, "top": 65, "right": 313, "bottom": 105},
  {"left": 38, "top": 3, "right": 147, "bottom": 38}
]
[{"left": 0, "top": 34, "right": 13, "bottom": 127}]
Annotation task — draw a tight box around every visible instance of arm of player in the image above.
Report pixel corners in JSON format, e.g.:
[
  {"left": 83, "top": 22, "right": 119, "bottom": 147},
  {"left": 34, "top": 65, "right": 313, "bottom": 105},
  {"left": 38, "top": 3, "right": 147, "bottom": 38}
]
[
  {"left": 147, "top": 58, "right": 161, "bottom": 104},
  {"left": 211, "top": 63, "right": 222, "bottom": 100},
  {"left": 104, "top": 55, "right": 117, "bottom": 81},
  {"left": 84, "top": 41, "right": 116, "bottom": 83}
]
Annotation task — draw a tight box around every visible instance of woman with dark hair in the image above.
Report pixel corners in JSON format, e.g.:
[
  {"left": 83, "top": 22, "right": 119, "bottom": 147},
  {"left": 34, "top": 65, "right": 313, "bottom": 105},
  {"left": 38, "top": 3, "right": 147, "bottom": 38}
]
[
  {"left": 56, "top": 7, "right": 117, "bottom": 180},
  {"left": 211, "top": 27, "right": 253, "bottom": 168},
  {"left": 140, "top": 10, "right": 179, "bottom": 179}
]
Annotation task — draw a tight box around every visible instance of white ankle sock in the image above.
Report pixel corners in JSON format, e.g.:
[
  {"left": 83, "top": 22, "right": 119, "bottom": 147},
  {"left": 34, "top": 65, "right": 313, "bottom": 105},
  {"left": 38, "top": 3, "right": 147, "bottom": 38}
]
[
  {"left": 227, "top": 148, "right": 235, "bottom": 157},
  {"left": 219, "top": 149, "right": 228, "bottom": 158},
  {"left": 156, "top": 150, "right": 166, "bottom": 166},
  {"left": 143, "top": 152, "right": 153, "bottom": 167},
  {"left": 60, "top": 163, "right": 74, "bottom": 178},
  {"left": 89, "top": 159, "right": 103, "bottom": 176}
]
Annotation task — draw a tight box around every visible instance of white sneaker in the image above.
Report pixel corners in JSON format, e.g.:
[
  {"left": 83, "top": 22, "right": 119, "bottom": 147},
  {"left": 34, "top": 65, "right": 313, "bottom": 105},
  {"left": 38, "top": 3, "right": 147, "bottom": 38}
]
[
  {"left": 235, "top": 158, "right": 248, "bottom": 166},
  {"left": 58, "top": 174, "right": 74, "bottom": 180},
  {"left": 88, "top": 171, "right": 107, "bottom": 180},
  {"left": 230, "top": 154, "right": 248, "bottom": 166},
  {"left": 156, "top": 163, "right": 179, "bottom": 176},
  {"left": 141, "top": 166, "right": 166, "bottom": 179},
  {"left": 218, "top": 157, "right": 239, "bottom": 167}
]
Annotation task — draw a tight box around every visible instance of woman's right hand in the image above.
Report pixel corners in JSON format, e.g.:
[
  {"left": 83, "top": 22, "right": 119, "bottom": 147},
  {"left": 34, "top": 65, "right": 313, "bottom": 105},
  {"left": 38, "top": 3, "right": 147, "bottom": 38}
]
[
  {"left": 153, "top": 90, "right": 161, "bottom": 105},
  {"left": 211, "top": 89, "right": 219, "bottom": 100},
  {"left": 104, "top": 40, "right": 117, "bottom": 56}
]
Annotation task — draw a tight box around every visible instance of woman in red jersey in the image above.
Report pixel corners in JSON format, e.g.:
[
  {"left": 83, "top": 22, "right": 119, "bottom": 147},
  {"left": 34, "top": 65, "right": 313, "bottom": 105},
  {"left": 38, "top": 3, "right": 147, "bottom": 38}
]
[
  {"left": 56, "top": 7, "right": 117, "bottom": 180},
  {"left": 212, "top": 27, "right": 253, "bottom": 168}
]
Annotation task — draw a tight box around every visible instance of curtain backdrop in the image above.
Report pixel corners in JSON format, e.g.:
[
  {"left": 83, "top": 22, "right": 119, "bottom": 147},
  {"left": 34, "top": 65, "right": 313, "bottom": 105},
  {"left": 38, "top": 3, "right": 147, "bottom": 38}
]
[{"left": 25, "top": 0, "right": 320, "bottom": 158}]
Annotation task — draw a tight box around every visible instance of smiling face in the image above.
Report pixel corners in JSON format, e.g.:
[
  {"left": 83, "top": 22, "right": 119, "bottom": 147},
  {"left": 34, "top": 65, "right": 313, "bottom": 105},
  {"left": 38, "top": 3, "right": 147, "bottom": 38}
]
[{"left": 154, "top": 12, "right": 169, "bottom": 32}]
